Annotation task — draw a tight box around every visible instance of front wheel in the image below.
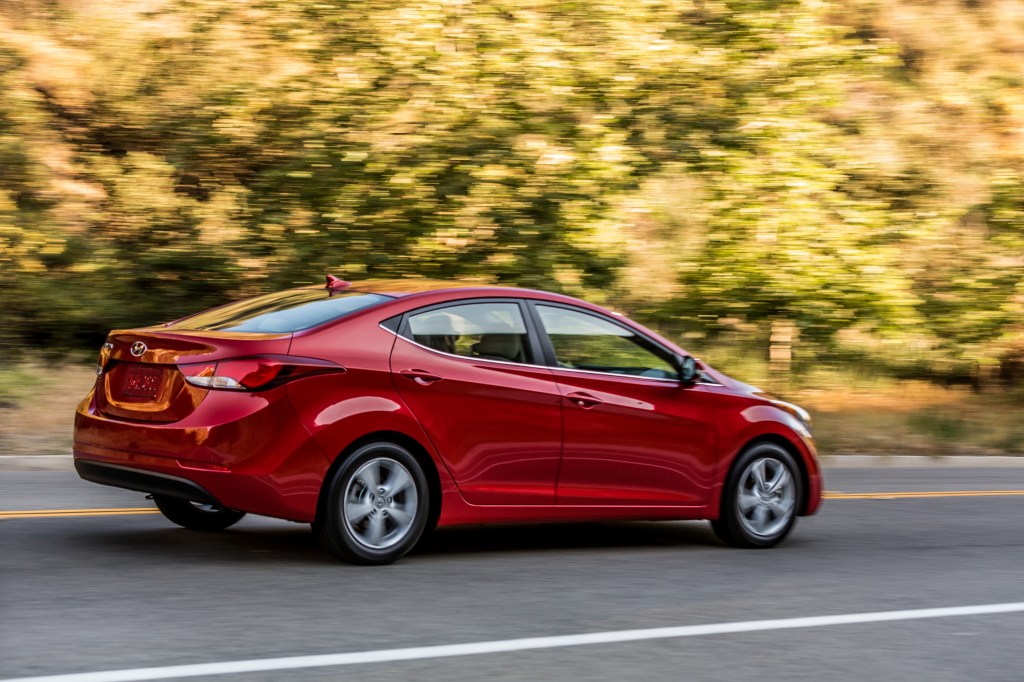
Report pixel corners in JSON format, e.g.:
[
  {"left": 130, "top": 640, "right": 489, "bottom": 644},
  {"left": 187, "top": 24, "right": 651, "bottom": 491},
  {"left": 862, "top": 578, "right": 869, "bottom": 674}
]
[
  {"left": 152, "top": 495, "right": 246, "bottom": 532},
  {"left": 711, "top": 442, "right": 801, "bottom": 548},
  {"left": 313, "top": 443, "right": 430, "bottom": 565}
]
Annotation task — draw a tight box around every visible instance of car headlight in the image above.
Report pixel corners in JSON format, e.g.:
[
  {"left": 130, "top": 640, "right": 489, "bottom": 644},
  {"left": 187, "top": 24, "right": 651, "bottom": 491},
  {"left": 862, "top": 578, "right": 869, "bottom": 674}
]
[{"left": 771, "top": 400, "right": 812, "bottom": 434}]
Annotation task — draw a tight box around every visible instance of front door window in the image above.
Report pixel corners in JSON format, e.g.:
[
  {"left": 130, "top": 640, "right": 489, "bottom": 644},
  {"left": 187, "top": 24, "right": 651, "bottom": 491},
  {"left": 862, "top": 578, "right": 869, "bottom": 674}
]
[{"left": 535, "top": 305, "right": 677, "bottom": 379}]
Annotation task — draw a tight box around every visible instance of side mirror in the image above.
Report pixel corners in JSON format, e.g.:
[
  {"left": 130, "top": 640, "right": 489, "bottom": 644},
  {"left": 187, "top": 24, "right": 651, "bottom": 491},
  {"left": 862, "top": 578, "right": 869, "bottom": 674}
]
[{"left": 676, "top": 355, "right": 698, "bottom": 385}]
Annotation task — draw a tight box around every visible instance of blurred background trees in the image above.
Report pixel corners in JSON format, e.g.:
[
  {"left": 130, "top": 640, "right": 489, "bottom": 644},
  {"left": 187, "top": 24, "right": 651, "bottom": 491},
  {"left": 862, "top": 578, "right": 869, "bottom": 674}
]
[{"left": 1, "top": 0, "right": 1022, "bottom": 389}]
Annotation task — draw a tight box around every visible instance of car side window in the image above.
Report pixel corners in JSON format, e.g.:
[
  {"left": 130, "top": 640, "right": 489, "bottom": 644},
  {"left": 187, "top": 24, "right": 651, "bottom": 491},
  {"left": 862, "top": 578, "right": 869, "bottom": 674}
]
[
  {"left": 536, "top": 305, "right": 678, "bottom": 379},
  {"left": 405, "top": 302, "right": 532, "bottom": 364}
]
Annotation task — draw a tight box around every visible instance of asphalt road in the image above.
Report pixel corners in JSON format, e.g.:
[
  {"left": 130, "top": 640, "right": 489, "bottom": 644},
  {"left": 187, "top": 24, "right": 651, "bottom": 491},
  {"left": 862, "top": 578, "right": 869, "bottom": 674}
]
[{"left": 2, "top": 467, "right": 1024, "bottom": 682}]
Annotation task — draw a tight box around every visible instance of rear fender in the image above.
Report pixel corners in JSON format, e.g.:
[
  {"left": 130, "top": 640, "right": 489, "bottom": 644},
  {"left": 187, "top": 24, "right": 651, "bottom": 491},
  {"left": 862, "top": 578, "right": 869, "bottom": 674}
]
[{"left": 284, "top": 374, "right": 459, "bottom": 494}]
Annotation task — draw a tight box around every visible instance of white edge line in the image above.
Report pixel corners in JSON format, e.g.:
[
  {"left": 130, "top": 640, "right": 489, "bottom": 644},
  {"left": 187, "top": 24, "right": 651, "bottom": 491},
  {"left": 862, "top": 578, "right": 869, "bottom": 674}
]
[{"left": 4, "top": 601, "right": 1024, "bottom": 682}]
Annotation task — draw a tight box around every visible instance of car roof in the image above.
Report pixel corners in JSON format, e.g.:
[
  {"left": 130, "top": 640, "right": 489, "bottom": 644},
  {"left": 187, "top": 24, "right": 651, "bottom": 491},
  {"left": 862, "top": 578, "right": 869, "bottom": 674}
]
[{"left": 341, "top": 278, "right": 634, "bottom": 316}]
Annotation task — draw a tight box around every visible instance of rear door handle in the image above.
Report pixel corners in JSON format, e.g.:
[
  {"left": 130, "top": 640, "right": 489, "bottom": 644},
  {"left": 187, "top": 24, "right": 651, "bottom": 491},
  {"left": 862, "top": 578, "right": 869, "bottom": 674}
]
[
  {"left": 399, "top": 369, "right": 444, "bottom": 386},
  {"left": 566, "top": 392, "right": 603, "bottom": 409}
]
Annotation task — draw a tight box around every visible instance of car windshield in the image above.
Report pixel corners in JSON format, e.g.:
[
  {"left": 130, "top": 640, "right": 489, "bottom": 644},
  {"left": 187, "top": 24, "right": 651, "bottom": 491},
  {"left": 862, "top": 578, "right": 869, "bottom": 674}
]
[{"left": 165, "top": 289, "right": 391, "bottom": 333}]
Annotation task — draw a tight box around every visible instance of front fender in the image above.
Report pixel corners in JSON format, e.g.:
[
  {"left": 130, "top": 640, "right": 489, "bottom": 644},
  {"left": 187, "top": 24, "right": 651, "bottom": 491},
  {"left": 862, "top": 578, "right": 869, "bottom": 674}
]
[{"left": 708, "top": 404, "right": 822, "bottom": 518}]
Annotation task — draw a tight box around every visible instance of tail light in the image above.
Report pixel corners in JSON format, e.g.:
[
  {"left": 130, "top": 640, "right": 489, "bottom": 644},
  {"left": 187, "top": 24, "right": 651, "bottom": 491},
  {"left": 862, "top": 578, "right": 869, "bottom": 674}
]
[
  {"left": 179, "top": 356, "right": 344, "bottom": 391},
  {"left": 96, "top": 342, "right": 114, "bottom": 376}
]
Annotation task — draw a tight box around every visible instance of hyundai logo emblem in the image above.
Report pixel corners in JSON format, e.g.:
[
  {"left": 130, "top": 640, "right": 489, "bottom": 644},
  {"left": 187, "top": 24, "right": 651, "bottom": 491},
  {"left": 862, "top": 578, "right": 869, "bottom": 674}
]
[{"left": 130, "top": 341, "right": 148, "bottom": 357}]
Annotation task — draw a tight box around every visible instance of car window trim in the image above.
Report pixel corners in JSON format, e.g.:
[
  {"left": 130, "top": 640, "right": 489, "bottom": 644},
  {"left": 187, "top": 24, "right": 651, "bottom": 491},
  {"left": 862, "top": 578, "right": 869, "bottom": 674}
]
[
  {"left": 523, "top": 300, "right": 684, "bottom": 384},
  {"left": 379, "top": 321, "right": 684, "bottom": 384},
  {"left": 392, "top": 297, "right": 545, "bottom": 367}
]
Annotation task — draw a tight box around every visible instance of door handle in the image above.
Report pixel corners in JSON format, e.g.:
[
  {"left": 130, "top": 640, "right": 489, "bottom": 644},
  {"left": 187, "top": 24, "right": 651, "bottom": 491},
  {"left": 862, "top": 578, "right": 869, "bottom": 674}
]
[
  {"left": 399, "top": 369, "right": 444, "bottom": 386},
  {"left": 566, "top": 392, "right": 603, "bottom": 409}
]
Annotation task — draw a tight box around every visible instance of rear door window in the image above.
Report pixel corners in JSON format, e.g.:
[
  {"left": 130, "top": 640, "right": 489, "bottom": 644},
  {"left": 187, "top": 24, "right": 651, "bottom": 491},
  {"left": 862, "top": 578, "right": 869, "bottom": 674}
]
[{"left": 403, "top": 302, "right": 532, "bottom": 364}]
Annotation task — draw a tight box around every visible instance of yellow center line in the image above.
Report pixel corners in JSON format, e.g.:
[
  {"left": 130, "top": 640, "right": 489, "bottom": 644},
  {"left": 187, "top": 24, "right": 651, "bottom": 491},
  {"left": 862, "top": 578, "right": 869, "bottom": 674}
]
[
  {"left": 2, "top": 490, "right": 1024, "bottom": 520},
  {"left": 0, "top": 507, "right": 160, "bottom": 519}
]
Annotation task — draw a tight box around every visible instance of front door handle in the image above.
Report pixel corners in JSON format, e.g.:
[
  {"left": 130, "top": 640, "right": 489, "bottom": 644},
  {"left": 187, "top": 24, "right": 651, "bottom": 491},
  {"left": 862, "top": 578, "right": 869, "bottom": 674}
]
[
  {"left": 566, "top": 392, "right": 603, "bottom": 409},
  {"left": 399, "top": 369, "right": 444, "bottom": 386}
]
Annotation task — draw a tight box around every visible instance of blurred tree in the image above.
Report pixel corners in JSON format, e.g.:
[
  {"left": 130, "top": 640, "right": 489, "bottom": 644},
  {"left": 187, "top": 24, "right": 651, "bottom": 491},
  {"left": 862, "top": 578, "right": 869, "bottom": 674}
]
[{"left": 0, "top": 0, "right": 1021, "bottom": 384}]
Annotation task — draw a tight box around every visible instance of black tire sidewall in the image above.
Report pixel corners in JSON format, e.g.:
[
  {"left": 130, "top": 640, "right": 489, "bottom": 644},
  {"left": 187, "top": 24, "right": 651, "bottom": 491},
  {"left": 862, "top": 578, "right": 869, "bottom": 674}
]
[
  {"left": 717, "top": 442, "right": 802, "bottom": 549},
  {"left": 319, "top": 442, "right": 430, "bottom": 565}
]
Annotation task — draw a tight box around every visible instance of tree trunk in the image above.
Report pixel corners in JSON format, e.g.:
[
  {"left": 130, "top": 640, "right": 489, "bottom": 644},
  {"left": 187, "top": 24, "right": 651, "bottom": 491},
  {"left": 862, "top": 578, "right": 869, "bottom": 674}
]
[{"left": 769, "top": 319, "right": 795, "bottom": 377}]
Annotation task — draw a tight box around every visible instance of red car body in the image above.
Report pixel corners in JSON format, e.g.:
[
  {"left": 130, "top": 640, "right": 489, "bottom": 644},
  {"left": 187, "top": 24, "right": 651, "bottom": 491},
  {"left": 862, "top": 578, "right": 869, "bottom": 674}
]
[{"left": 74, "top": 280, "right": 821, "bottom": 546}]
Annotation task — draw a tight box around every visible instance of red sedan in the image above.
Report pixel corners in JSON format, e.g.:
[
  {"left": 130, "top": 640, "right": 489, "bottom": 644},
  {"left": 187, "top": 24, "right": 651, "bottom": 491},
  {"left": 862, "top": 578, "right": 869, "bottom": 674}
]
[{"left": 74, "top": 277, "right": 822, "bottom": 564}]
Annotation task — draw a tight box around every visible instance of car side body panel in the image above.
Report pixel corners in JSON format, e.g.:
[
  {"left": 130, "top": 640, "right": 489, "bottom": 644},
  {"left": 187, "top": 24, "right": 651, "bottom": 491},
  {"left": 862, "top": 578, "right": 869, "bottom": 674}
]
[{"left": 551, "top": 371, "right": 718, "bottom": 506}]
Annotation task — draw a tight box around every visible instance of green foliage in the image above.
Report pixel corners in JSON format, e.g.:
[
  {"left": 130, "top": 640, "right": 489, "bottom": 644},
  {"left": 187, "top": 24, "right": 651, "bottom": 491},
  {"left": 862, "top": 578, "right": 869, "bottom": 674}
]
[
  {"left": 0, "top": 0, "right": 1022, "bottom": 381},
  {"left": 0, "top": 363, "right": 58, "bottom": 408},
  {"left": 907, "top": 412, "right": 968, "bottom": 442}
]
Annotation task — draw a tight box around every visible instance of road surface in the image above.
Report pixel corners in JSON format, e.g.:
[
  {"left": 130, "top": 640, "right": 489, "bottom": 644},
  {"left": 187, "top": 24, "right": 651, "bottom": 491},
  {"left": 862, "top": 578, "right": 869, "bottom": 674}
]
[{"left": 2, "top": 467, "right": 1023, "bottom": 681}]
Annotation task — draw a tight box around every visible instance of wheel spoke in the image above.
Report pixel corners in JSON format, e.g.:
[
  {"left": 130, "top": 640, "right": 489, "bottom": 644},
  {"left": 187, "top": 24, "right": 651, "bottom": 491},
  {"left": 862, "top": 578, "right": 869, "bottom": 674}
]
[
  {"left": 769, "top": 496, "right": 795, "bottom": 517},
  {"left": 386, "top": 466, "right": 413, "bottom": 496},
  {"left": 738, "top": 489, "right": 759, "bottom": 513},
  {"left": 364, "top": 513, "right": 386, "bottom": 546},
  {"left": 751, "top": 459, "right": 767, "bottom": 489},
  {"left": 766, "top": 466, "right": 791, "bottom": 494},
  {"left": 359, "top": 460, "right": 380, "bottom": 491},
  {"left": 750, "top": 504, "right": 768, "bottom": 529},
  {"left": 387, "top": 505, "right": 414, "bottom": 527},
  {"left": 345, "top": 501, "right": 373, "bottom": 524}
]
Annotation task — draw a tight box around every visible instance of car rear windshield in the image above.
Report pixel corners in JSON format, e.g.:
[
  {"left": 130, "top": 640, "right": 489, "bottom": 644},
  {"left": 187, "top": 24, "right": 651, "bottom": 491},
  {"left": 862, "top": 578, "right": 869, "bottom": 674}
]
[{"left": 165, "top": 289, "right": 392, "bottom": 333}]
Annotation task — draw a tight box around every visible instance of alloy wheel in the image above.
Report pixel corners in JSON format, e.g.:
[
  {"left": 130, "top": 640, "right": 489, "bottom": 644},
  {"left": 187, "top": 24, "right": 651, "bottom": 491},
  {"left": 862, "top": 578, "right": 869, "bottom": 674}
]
[
  {"left": 735, "top": 457, "right": 797, "bottom": 539},
  {"left": 343, "top": 457, "right": 419, "bottom": 550}
]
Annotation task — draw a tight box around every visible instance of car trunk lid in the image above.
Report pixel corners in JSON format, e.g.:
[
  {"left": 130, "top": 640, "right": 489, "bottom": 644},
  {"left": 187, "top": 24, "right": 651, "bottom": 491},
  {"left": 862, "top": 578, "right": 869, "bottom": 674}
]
[{"left": 96, "top": 329, "right": 291, "bottom": 423}]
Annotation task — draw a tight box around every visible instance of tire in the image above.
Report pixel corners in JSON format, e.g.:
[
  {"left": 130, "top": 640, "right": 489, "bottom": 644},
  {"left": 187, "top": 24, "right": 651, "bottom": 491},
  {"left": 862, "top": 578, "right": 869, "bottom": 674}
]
[
  {"left": 313, "top": 442, "right": 430, "bottom": 565},
  {"left": 152, "top": 495, "right": 246, "bottom": 532},
  {"left": 711, "top": 442, "right": 801, "bottom": 548}
]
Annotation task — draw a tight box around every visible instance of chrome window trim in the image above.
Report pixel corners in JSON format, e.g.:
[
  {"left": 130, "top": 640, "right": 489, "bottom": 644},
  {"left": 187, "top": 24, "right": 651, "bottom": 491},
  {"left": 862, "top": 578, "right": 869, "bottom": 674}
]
[{"left": 550, "top": 365, "right": 682, "bottom": 384}]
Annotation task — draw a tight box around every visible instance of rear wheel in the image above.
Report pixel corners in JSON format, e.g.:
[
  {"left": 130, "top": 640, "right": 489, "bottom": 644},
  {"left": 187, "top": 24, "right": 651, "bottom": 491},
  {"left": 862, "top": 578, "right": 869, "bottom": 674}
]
[
  {"left": 152, "top": 495, "right": 246, "bottom": 532},
  {"left": 711, "top": 442, "right": 801, "bottom": 548},
  {"left": 313, "top": 442, "right": 430, "bottom": 565}
]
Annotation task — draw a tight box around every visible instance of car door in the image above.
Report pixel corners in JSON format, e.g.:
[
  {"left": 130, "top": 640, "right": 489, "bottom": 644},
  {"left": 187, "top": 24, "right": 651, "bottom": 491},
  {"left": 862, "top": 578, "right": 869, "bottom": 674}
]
[
  {"left": 389, "top": 299, "right": 562, "bottom": 505},
  {"left": 530, "top": 303, "right": 717, "bottom": 506}
]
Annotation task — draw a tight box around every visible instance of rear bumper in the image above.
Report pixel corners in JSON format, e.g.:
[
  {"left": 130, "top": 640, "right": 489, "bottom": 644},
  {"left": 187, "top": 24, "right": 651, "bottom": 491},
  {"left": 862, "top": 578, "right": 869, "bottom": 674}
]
[
  {"left": 74, "top": 459, "right": 220, "bottom": 506},
  {"left": 73, "top": 388, "right": 330, "bottom": 522}
]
